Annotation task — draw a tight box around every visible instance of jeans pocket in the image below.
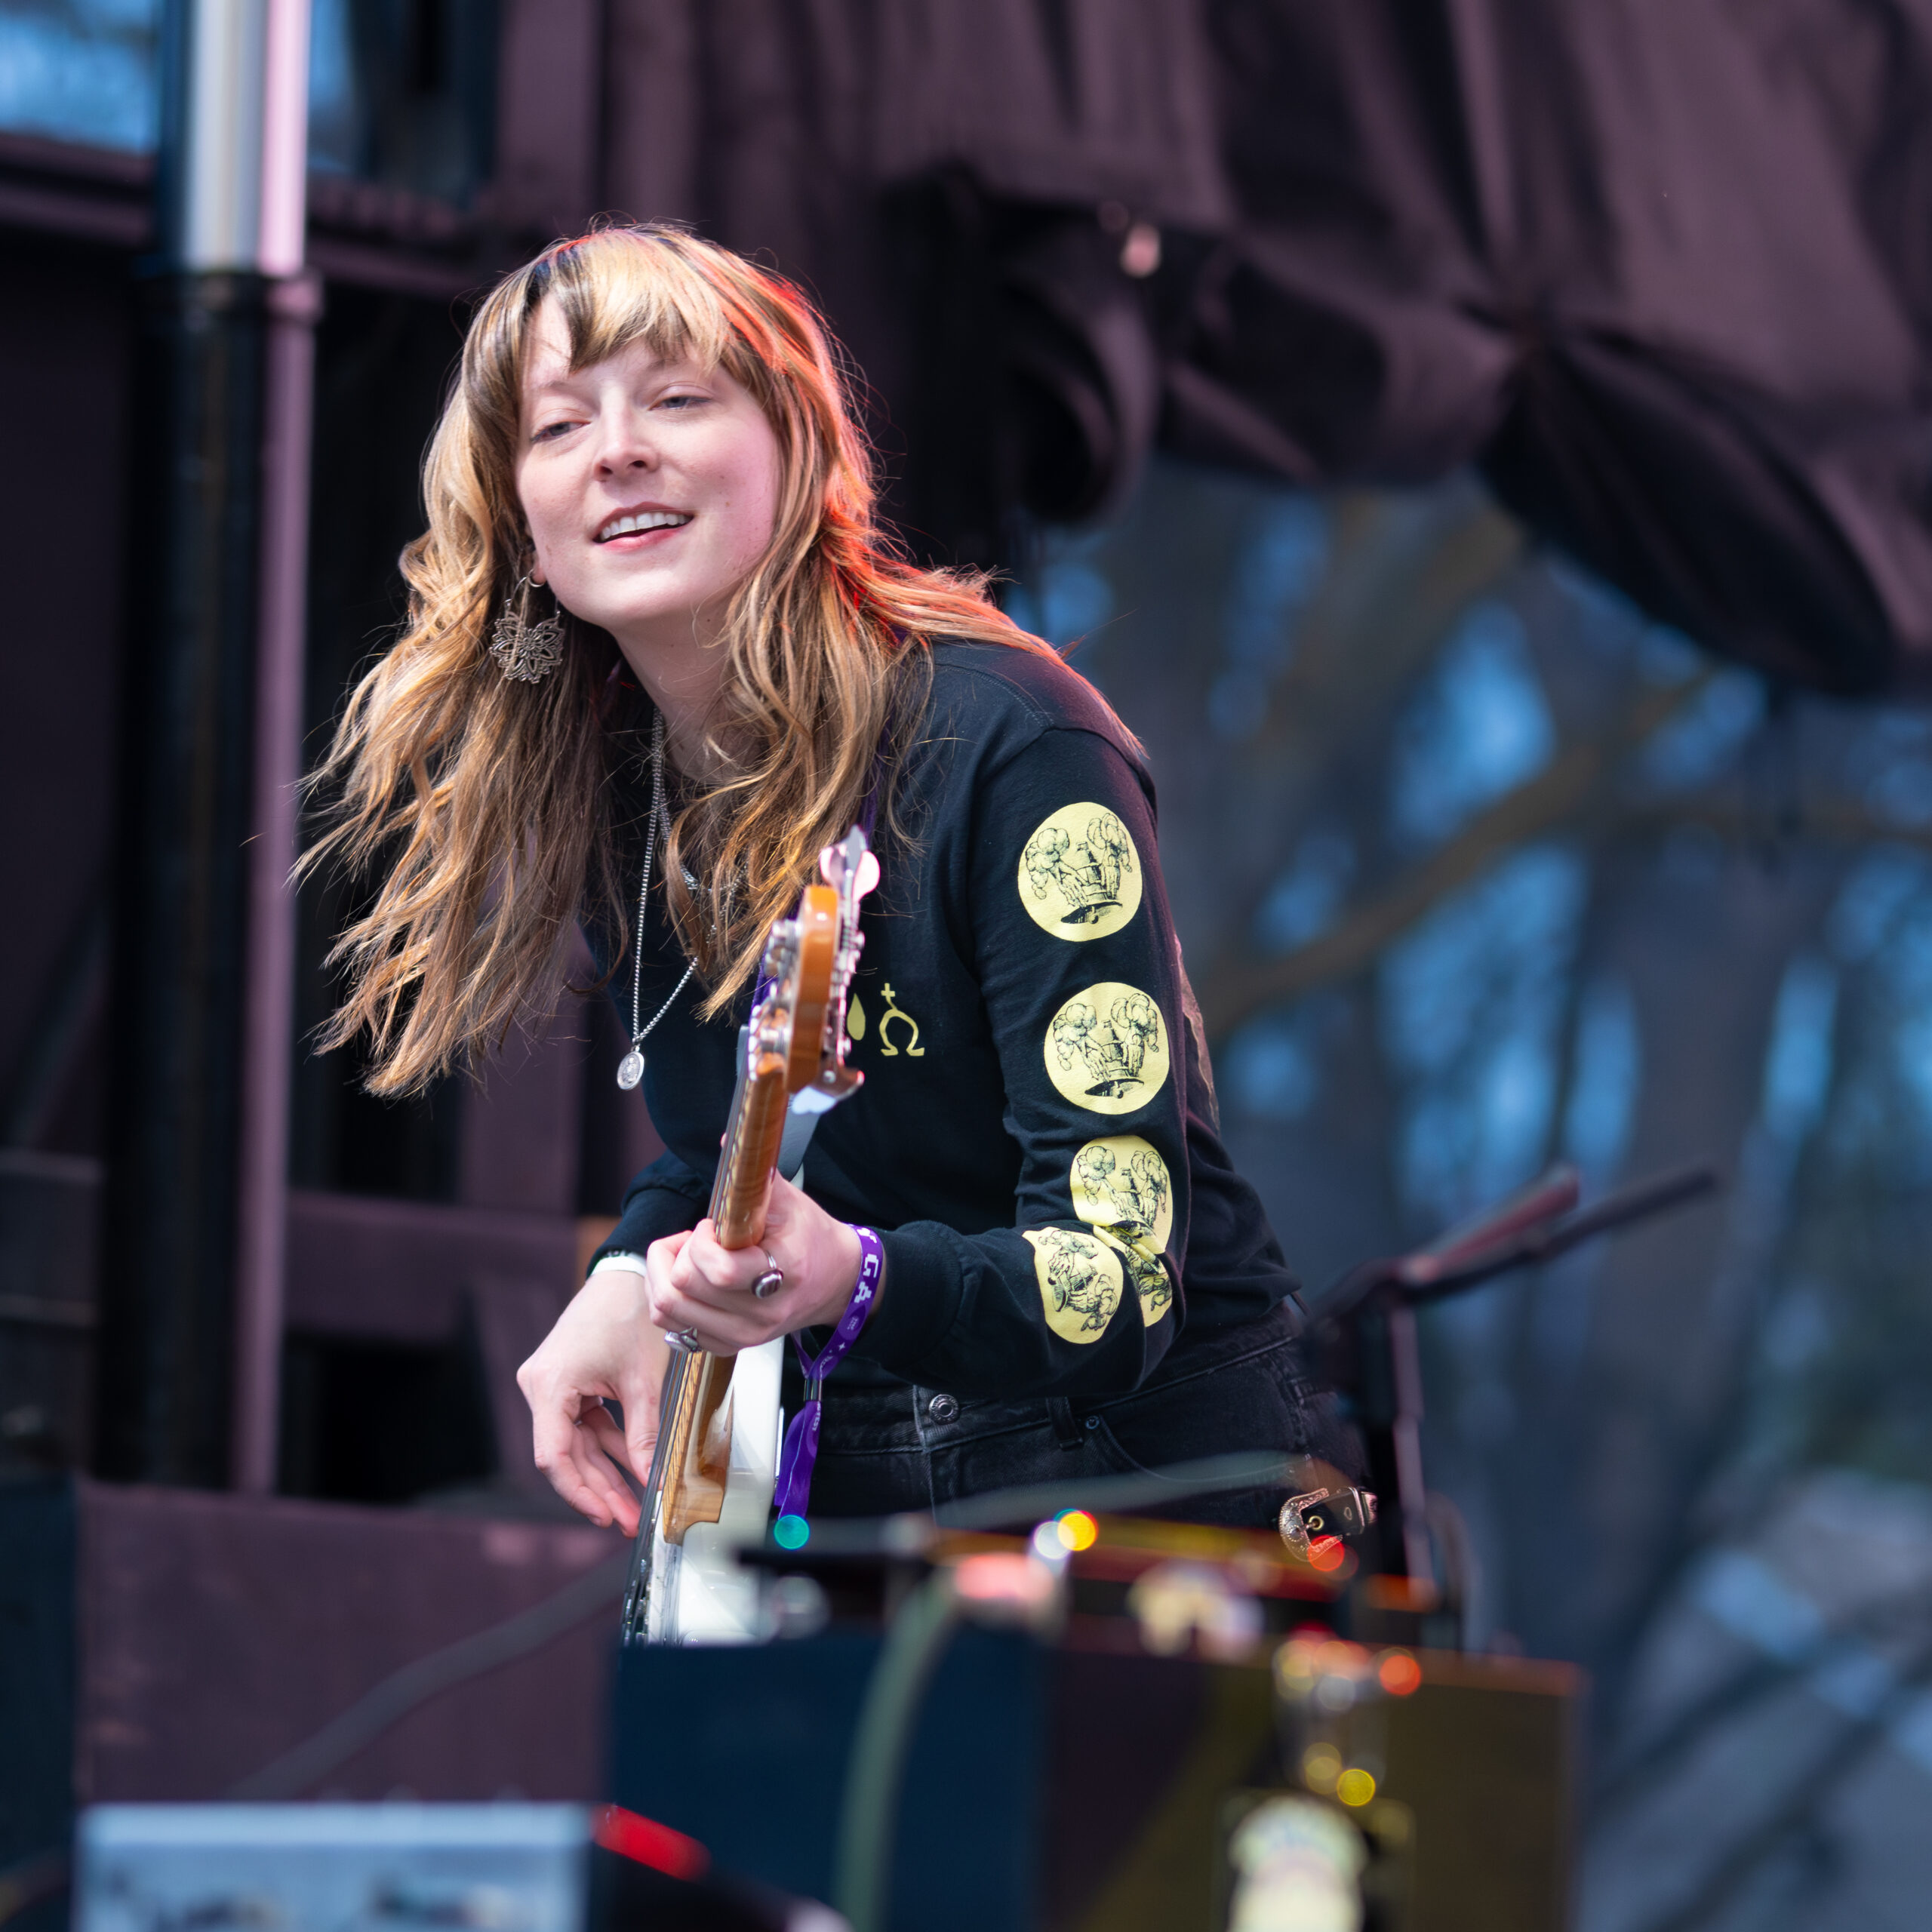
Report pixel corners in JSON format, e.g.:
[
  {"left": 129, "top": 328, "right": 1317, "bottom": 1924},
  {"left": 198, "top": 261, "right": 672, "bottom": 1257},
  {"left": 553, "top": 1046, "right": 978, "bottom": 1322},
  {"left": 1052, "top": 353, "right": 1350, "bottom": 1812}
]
[
  {"left": 1098, "top": 1343, "right": 1312, "bottom": 1464},
  {"left": 1086, "top": 1412, "right": 1217, "bottom": 1485},
  {"left": 1081, "top": 1414, "right": 1149, "bottom": 1481}
]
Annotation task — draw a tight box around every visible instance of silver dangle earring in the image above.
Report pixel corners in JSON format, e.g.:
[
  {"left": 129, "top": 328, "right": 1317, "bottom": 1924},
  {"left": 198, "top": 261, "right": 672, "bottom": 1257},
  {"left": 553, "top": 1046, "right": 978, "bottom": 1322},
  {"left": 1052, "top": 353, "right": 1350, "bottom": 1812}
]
[{"left": 489, "top": 572, "right": 566, "bottom": 684}]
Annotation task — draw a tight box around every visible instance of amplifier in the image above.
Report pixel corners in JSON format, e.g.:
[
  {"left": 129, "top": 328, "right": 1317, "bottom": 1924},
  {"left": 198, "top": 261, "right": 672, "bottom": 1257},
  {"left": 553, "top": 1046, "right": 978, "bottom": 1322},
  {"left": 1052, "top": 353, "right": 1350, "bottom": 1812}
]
[{"left": 614, "top": 1633, "right": 1580, "bottom": 1931}]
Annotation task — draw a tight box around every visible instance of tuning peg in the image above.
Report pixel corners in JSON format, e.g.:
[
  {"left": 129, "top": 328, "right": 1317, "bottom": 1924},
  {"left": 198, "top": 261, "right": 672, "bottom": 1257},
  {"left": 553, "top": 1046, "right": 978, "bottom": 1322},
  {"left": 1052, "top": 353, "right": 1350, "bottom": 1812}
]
[{"left": 819, "top": 830, "right": 881, "bottom": 900}]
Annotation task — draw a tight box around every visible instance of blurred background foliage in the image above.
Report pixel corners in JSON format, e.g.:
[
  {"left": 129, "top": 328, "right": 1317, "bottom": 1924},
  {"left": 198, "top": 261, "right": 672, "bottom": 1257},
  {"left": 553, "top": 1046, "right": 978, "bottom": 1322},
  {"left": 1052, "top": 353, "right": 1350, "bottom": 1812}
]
[
  {"left": 0, "top": 0, "right": 159, "bottom": 151},
  {"left": 1011, "top": 461, "right": 1932, "bottom": 1927}
]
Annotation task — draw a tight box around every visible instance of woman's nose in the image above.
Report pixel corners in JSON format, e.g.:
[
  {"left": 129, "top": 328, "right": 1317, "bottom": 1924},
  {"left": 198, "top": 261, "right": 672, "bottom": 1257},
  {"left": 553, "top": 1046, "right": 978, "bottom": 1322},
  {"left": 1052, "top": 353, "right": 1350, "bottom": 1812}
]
[{"left": 593, "top": 407, "right": 657, "bottom": 474}]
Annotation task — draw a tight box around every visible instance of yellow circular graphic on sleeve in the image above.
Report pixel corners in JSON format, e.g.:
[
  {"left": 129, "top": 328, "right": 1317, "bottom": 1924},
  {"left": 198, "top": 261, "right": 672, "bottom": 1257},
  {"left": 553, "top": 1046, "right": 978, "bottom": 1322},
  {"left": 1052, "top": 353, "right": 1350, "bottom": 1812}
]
[
  {"left": 1044, "top": 983, "right": 1170, "bottom": 1114},
  {"left": 1026, "top": 1227, "right": 1124, "bottom": 1342},
  {"left": 1072, "top": 1136, "right": 1176, "bottom": 1327},
  {"left": 1100, "top": 1229, "right": 1174, "bottom": 1325},
  {"left": 1070, "top": 1136, "right": 1174, "bottom": 1247},
  {"left": 1019, "top": 803, "right": 1142, "bottom": 940}
]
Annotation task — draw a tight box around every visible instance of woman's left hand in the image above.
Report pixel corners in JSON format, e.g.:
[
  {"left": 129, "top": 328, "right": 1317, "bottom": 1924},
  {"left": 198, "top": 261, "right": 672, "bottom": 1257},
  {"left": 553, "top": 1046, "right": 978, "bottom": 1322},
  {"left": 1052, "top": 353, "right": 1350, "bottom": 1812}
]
[{"left": 644, "top": 1171, "right": 869, "bottom": 1353}]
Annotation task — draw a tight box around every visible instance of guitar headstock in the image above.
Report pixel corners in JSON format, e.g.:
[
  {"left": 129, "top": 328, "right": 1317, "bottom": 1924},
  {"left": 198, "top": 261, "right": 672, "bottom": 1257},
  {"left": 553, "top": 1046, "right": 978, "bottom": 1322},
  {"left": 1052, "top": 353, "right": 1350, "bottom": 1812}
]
[
  {"left": 810, "top": 826, "right": 878, "bottom": 1099},
  {"left": 746, "top": 826, "right": 877, "bottom": 1102}
]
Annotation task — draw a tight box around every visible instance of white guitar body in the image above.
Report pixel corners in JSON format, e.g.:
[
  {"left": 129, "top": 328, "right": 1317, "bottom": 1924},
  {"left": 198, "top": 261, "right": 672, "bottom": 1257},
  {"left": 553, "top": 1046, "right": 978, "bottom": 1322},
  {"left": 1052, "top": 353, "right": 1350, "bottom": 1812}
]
[{"left": 644, "top": 1336, "right": 784, "bottom": 1644}]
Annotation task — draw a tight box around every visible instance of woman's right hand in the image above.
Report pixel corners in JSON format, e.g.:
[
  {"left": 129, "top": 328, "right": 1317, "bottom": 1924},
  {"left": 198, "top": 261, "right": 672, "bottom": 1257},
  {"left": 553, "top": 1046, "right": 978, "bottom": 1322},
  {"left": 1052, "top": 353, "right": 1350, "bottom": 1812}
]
[{"left": 517, "top": 1239, "right": 686, "bottom": 1534}]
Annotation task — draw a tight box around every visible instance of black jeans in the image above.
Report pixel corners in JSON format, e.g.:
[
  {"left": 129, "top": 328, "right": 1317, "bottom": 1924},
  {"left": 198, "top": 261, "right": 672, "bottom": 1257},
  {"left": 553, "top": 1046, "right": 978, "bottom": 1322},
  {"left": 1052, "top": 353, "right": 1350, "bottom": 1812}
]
[{"left": 800, "top": 1300, "right": 1358, "bottom": 1528}]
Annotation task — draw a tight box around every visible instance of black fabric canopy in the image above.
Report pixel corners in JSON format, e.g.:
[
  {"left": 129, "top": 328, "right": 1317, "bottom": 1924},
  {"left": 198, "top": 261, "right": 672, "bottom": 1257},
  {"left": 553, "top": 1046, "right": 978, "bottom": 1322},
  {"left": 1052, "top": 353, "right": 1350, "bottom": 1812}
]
[{"left": 601, "top": 0, "right": 1932, "bottom": 695}]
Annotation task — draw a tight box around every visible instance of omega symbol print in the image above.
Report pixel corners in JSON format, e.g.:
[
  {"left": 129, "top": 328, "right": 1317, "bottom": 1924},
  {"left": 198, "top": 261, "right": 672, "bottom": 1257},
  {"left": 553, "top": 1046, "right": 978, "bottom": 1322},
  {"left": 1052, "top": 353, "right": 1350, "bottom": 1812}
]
[
  {"left": 1044, "top": 983, "right": 1170, "bottom": 1115},
  {"left": 1019, "top": 803, "right": 1142, "bottom": 940},
  {"left": 1070, "top": 1135, "right": 1175, "bottom": 1324},
  {"left": 1025, "top": 1227, "right": 1124, "bottom": 1343}
]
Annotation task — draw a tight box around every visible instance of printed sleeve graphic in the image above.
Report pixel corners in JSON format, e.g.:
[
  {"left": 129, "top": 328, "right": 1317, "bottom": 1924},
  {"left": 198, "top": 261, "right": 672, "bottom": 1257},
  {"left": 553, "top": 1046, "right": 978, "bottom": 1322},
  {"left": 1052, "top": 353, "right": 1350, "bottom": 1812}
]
[
  {"left": 1070, "top": 1135, "right": 1176, "bottom": 1324},
  {"left": 1025, "top": 1227, "right": 1125, "bottom": 1342},
  {"left": 1044, "top": 983, "right": 1171, "bottom": 1115},
  {"left": 1019, "top": 803, "right": 1142, "bottom": 940}
]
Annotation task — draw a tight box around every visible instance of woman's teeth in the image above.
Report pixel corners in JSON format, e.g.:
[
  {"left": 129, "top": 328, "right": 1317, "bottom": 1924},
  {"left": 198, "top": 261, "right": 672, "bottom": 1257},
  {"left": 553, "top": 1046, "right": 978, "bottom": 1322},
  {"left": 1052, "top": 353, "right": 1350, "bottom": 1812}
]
[{"left": 597, "top": 511, "right": 692, "bottom": 540}]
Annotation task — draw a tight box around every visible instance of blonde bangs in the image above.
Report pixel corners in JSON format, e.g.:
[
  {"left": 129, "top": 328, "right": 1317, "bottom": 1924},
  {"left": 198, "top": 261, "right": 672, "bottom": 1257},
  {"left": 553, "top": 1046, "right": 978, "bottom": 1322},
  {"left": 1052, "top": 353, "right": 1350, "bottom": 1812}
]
[{"left": 547, "top": 231, "right": 737, "bottom": 386}]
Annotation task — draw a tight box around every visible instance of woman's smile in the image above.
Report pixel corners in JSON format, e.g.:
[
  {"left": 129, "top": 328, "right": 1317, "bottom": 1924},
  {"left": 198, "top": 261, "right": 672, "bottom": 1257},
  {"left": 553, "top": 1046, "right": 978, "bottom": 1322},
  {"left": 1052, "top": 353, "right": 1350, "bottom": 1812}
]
[{"left": 594, "top": 505, "right": 694, "bottom": 543}]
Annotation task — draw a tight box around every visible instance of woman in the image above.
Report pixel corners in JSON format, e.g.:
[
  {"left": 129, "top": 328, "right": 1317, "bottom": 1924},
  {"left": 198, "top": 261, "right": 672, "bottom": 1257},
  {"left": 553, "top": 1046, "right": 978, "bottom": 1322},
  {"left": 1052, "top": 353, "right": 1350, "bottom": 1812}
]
[{"left": 312, "top": 224, "right": 1346, "bottom": 1537}]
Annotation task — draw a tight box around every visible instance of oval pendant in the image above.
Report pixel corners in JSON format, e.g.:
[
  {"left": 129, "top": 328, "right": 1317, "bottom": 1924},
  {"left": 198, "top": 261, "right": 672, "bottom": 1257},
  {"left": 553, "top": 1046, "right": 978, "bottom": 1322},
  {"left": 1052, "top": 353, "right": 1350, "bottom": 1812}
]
[{"left": 617, "top": 1049, "right": 645, "bottom": 1091}]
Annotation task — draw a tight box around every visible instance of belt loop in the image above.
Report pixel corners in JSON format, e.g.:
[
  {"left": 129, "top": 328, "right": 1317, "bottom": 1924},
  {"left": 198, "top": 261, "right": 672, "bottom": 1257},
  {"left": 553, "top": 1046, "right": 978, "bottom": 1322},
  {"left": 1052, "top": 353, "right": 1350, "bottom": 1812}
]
[{"left": 1046, "top": 1396, "right": 1084, "bottom": 1451}]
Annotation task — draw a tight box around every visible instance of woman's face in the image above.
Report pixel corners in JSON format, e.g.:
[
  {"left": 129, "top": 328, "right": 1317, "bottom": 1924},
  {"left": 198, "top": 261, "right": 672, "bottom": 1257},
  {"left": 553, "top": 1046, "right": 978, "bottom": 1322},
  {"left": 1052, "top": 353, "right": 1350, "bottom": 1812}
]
[{"left": 514, "top": 300, "right": 784, "bottom": 659}]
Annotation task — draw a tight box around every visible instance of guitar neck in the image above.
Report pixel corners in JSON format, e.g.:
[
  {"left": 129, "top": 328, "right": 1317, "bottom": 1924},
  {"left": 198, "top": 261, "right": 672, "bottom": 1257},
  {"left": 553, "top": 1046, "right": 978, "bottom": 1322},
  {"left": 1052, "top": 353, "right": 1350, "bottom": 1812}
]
[{"left": 709, "top": 1045, "right": 790, "bottom": 1248}]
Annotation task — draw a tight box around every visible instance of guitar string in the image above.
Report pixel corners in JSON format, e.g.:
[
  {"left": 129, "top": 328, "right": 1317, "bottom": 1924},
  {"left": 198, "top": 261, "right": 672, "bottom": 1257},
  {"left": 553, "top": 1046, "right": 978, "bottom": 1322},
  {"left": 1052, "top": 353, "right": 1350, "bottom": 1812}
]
[{"left": 623, "top": 1341, "right": 690, "bottom": 1642}]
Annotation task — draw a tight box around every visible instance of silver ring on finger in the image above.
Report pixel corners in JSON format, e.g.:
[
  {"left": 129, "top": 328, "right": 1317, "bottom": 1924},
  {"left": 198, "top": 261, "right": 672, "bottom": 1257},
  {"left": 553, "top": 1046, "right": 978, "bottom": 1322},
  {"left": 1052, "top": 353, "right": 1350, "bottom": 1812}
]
[
  {"left": 666, "top": 1327, "right": 701, "bottom": 1354},
  {"left": 752, "top": 1248, "right": 785, "bottom": 1300}
]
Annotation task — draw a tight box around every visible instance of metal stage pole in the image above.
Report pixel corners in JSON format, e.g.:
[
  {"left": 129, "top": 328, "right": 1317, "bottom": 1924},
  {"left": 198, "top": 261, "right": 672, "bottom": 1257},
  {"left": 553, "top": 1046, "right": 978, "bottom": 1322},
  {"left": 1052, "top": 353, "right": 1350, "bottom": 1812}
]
[
  {"left": 232, "top": 0, "right": 317, "bottom": 1494},
  {"left": 97, "top": 0, "right": 315, "bottom": 1487}
]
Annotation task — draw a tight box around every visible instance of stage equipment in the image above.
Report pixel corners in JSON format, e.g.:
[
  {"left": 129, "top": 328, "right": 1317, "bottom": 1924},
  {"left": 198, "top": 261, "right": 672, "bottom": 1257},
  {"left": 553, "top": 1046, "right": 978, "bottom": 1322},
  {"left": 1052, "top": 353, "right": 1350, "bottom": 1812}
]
[
  {"left": 0, "top": 1478, "right": 620, "bottom": 1822},
  {"left": 65, "top": 1803, "right": 837, "bottom": 1932},
  {"left": 614, "top": 1509, "right": 1581, "bottom": 1932},
  {"left": 1306, "top": 1163, "right": 1720, "bottom": 1640}
]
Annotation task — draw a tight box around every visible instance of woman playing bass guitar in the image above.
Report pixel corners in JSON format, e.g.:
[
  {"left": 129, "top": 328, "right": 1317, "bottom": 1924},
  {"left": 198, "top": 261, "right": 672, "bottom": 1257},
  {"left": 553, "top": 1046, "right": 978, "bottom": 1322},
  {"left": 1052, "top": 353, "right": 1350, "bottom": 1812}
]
[{"left": 306, "top": 224, "right": 1352, "bottom": 1549}]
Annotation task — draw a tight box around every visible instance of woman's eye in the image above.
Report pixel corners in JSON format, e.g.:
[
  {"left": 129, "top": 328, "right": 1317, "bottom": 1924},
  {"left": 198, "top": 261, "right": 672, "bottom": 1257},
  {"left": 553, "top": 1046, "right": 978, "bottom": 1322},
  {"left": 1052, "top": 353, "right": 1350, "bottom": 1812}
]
[
  {"left": 657, "top": 392, "right": 706, "bottom": 411},
  {"left": 532, "top": 420, "right": 580, "bottom": 442}
]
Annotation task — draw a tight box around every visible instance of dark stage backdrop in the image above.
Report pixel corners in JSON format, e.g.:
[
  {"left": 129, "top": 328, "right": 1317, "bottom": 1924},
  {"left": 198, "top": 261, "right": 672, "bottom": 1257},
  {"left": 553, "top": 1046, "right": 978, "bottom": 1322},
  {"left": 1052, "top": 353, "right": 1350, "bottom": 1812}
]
[{"left": 558, "top": 0, "right": 1932, "bottom": 697}]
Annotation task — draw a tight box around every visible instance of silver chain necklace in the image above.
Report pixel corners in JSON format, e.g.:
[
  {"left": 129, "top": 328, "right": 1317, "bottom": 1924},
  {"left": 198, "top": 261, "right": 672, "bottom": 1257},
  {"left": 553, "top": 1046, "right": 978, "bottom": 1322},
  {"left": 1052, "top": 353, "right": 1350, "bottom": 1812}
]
[{"left": 616, "top": 712, "right": 697, "bottom": 1091}]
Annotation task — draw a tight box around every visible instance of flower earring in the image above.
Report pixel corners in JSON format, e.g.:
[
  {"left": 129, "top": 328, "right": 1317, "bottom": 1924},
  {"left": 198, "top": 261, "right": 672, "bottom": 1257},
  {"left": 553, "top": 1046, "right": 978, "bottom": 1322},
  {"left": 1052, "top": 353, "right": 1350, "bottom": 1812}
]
[{"left": 489, "top": 571, "right": 566, "bottom": 684}]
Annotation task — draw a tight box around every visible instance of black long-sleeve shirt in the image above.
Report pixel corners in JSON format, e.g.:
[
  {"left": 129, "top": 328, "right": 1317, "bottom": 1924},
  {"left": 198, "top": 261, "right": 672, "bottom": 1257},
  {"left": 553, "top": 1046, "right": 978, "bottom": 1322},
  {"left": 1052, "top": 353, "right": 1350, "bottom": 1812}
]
[{"left": 591, "top": 638, "right": 1300, "bottom": 1398}]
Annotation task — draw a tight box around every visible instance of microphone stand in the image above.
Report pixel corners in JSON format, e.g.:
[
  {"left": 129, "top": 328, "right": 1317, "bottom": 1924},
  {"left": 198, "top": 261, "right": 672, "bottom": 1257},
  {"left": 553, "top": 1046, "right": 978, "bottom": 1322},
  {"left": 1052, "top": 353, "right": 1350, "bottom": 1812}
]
[{"left": 1307, "top": 1163, "right": 1721, "bottom": 1611}]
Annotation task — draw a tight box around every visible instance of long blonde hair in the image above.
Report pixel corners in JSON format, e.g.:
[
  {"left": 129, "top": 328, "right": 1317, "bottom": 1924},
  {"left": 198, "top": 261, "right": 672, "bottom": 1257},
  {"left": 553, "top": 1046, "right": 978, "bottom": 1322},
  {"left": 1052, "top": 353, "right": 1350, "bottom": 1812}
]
[{"left": 308, "top": 224, "right": 1048, "bottom": 1094}]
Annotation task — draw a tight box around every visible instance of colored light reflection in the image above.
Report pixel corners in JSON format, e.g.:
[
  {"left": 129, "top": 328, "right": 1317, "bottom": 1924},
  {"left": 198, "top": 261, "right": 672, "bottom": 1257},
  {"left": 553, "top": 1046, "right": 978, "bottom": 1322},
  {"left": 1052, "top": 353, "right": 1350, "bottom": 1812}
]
[
  {"left": 1301, "top": 1744, "right": 1343, "bottom": 1794},
  {"left": 1054, "top": 1509, "right": 1100, "bottom": 1552},
  {"left": 1336, "top": 1768, "right": 1377, "bottom": 1807},
  {"left": 593, "top": 1804, "right": 710, "bottom": 1881},
  {"left": 1314, "top": 1675, "right": 1358, "bottom": 1713},
  {"left": 1275, "top": 1634, "right": 1374, "bottom": 1697},
  {"left": 774, "top": 1514, "right": 811, "bottom": 1549},
  {"left": 1378, "top": 1649, "right": 1423, "bottom": 1696},
  {"left": 953, "top": 1551, "right": 1057, "bottom": 1615},
  {"left": 1308, "top": 1537, "right": 1346, "bottom": 1571}
]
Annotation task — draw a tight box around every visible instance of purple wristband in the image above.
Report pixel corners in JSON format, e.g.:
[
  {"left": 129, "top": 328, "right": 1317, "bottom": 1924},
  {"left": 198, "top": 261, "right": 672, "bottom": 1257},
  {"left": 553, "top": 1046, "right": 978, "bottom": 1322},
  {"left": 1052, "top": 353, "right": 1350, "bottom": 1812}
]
[{"left": 772, "top": 1226, "right": 884, "bottom": 1520}]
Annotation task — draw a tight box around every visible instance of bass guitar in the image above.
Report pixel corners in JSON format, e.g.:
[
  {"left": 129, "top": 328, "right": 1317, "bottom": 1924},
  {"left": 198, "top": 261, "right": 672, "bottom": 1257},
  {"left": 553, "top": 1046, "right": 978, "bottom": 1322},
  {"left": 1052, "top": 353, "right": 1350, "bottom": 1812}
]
[{"left": 620, "top": 826, "right": 875, "bottom": 1644}]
